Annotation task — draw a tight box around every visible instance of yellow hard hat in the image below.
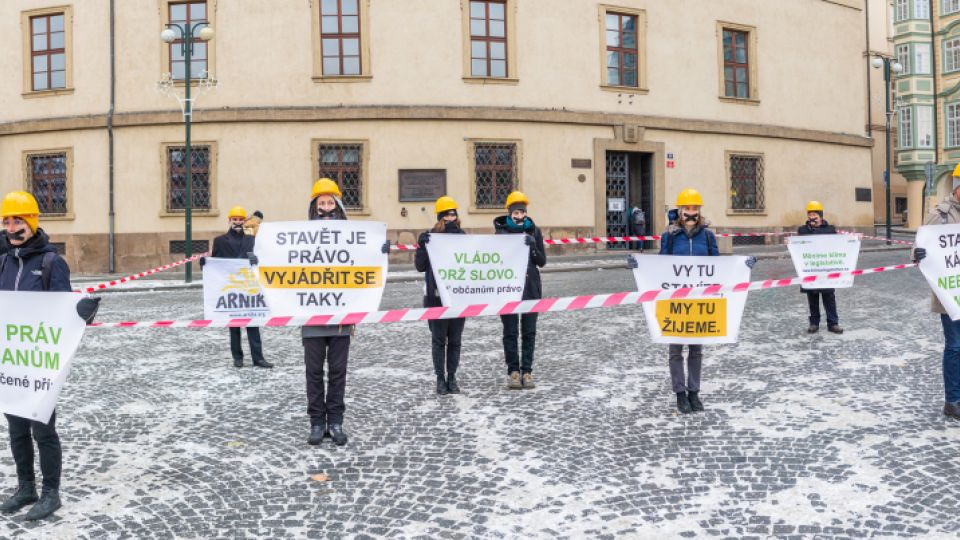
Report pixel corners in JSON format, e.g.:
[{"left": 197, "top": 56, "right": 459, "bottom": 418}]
[
  {"left": 435, "top": 196, "right": 458, "bottom": 215},
  {"left": 953, "top": 163, "right": 960, "bottom": 177},
  {"left": 505, "top": 191, "right": 530, "bottom": 209},
  {"left": 676, "top": 188, "right": 704, "bottom": 207},
  {"left": 1, "top": 191, "right": 40, "bottom": 232},
  {"left": 311, "top": 178, "right": 342, "bottom": 200},
  {"left": 228, "top": 206, "right": 247, "bottom": 219},
  {"left": 806, "top": 201, "right": 824, "bottom": 213}
]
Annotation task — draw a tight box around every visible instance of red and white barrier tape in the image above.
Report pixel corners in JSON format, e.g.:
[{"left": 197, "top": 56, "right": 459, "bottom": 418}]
[
  {"left": 390, "top": 231, "right": 793, "bottom": 251},
  {"left": 75, "top": 253, "right": 206, "bottom": 294},
  {"left": 87, "top": 261, "right": 915, "bottom": 329}
]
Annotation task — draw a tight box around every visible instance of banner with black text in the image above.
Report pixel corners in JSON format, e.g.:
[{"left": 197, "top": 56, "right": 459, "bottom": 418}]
[
  {"left": 203, "top": 258, "right": 271, "bottom": 322},
  {"left": 425, "top": 234, "right": 529, "bottom": 307},
  {"left": 916, "top": 224, "right": 960, "bottom": 320}
]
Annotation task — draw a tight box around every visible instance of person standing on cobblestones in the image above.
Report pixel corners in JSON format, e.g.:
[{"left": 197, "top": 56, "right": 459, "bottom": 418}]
[
  {"left": 652, "top": 188, "right": 754, "bottom": 414},
  {"left": 0, "top": 191, "right": 97, "bottom": 521},
  {"left": 202, "top": 206, "right": 273, "bottom": 369},
  {"left": 416, "top": 196, "right": 467, "bottom": 395},
  {"left": 913, "top": 169, "right": 960, "bottom": 420},
  {"left": 798, "top": 201, "right": 843, "bottom": 335},
  {"left": 494, "top": 191, "right": 547, "bottom": 390}
]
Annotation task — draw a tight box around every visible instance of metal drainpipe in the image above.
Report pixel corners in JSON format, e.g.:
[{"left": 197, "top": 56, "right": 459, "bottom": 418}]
[
  {"left": 865, "top": 0, "right": 872, "bottom": 134},
  {"left": 107, "top": 0, "right": 116, "bottom": 273},
  {"left": 927, "top": 1, "right": 939, "bottom": 219}
]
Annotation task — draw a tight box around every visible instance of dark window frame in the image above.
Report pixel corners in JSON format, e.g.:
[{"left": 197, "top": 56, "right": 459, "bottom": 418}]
[
  {"left": 470, "top": 0, "right": 508, "bottom": 78},
  {"left": 317, "top": 143, "right": 365, "bottom": 210},
  {"left": 722, "top": 28, "right": 750, "bottom": 99},
  {"left": 729, "top": 154, "right": 765, "bottom": 212},
  {"left": 27, "top": 153, "right": 69, "bottom": 215},
  {"left": 168, "top": 1, "right": 208, "bottom": 81},
  {"left": 29, "top": 13, "right": 66, "bottom": 91},
  {"left": 605, "top": 11, "right": 639, "bottom": 88},
  {"left": 166, "top": 145, "right": 212, "bottom": 212},
  {"left": 474, "top": 142, "right": 517, "bottom": 209},
  {"left": 320, "top": 0, "right": 362, "bottom": 76}
]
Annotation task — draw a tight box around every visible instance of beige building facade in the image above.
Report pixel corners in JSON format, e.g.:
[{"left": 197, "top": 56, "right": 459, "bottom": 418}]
[{"left": 1, "top": 0, "right": 874, "bottom": 273}]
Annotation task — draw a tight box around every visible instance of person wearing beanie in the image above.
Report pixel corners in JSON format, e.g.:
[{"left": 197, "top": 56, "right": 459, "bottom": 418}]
[
  {"left": 493, "top": 191, "right": 546, "bottom": 389},
  {"left": 913, "top": 166, "right": 960, "bottom": 420},
  {"left": 797, "top": 201, "right": 842, "bottom": 335},
  {"left": 0, "top": 191, "right": 98, "bottom": 521},
  {"left": 201, "top": 206, "right": 272, "bottom": 369},
  {"left": 415, "top": 196, "right": 467, "bottom": 395}
]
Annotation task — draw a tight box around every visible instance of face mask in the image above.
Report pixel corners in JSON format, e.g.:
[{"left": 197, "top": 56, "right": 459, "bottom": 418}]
[
  {"left": 512, "top": 216, "right": 525, "bottom": 225},
  {"left": 5, "top": 229, "right": 26, "bottom": 243},
  {"left": 231, "top": 223, "right": 244, "bottom": 231},
  {"left": 682, "top": 213, "right": 699, "bottom": 223},
  {"left": 316, "top": 207, "right": 338, "bottom": 219},
  {"left": 444, "top": 221, "right": 459, "bottom": 232},
  {"left": 807, "top": 218, "right": 819, "bottom": 227}
]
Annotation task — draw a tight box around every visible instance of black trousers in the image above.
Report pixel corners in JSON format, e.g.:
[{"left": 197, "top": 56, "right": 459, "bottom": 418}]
[
  {"left": 500, "top": 313, "right": 538, "bottom": 374},
  {"left": 428, "top": 318, "right": 466, "bottom": 378},
  {"left": 303, "top": 336, "right": 350, "bottom": 425},
  {"left": 806, "top": 289, "right": 839, "bottom": 326},
  {"left": 229, "top": 327, "right": 264, "bottom": 362},
  {"left": 5, "top": 411, "right": 61, "bottom": 491}
]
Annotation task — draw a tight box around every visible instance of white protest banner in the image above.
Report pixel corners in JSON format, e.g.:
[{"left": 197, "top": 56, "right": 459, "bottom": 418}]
[
  {"left": 203, "top": 258, "right": 270, "bottom": 322},
  {"left": 0, "top": 292, "right": 86, "bottom": 423},
  {"left": 631, "top": 255, "right": 751, "bottom": 345},
  {"left": 425, "top": 234, "right": 528, "bottom": 307},
  {"left": 787, "top": 234, "right": 861, "bottom": 289},
  {"left": 254, "top": 220, "right": 388, "bottom": 317},
  {"left": 916, "top": 224, "right": 960, "bottom": 320}
]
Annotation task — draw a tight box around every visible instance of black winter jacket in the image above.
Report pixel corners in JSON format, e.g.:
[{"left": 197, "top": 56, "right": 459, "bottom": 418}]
[
  {"left": 797, "top": 219, "right": 837, "bottom": 236},
  {"left": 0, "top": 230, "right": 71, "bottom": 292},
  {"left": 415, "top": 224, "right": 466, "bottom": 308},
  {"left": 493, "top": 216, "right": 547, "bottom": 300},
  {"left": 212, "top": 228, "right": 255, "bottom": 259}
]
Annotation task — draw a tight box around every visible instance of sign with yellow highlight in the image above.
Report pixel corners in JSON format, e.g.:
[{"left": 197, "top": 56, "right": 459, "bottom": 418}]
[{"left": 654, "top": 298, "right": 727, "bottom": 338}]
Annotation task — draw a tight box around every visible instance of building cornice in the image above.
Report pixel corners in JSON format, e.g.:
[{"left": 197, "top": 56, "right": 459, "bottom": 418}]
[{"left": 0, "top": 105, "right": 874, "bottom": 148}]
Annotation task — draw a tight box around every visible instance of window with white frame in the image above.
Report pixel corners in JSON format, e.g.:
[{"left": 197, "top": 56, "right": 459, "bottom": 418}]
[
  {"left": 947, "top": 103, "right": 960, "bottom": 147},
  {"left": 916, "top": 0, "right": 930, "bottom": 19},
  {"left": 945, "top": 38, "right": 960, "bottom": 72},
  {"left": 896, "top": 44, "right": 911, "bottom": 75},
  {"left": 899, "top": 107, "right": 913, "bottom": 148},
  {"left": 897, "top": 0, "right": 909, "bottom": 21},
  {"left": 945, "top": 0, "right": 960, "bottom": 15},
  {"left": 918, "top": 107, "right": 933, "bottom": 148},
  {"left": 915, "top": 43, "right": 931, "bottom": 74}
]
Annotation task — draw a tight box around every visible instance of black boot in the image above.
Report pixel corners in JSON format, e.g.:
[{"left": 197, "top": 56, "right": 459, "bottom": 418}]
[
  {"left": 436, "top": 376, "right": 448, "bottom": 395},
  {"left": 446, "top": 374, "right": 461, "bottom": 394},
  {"left": 944, "top": 401, "right": 960, "bottom": 419},
  {"left": 328, "top": 423, "right": 348, "bottom": 446},
  {"left": 807, "top": 325, "right": 819, "bottom": 334},
  {"left": 0, "top": 481, "right": 38, "bottom": 514},
  {"left": 24, "top": 489, "right": 60, "bottom": 521},
  {"left": 252, "top": 358, "right": 274, "bottom": 368},
  {"left": 688, "top": 391, "right": 704, "bottom": 412},
  {"left": 308, "top": 422, "right": 326, "bottom": 445},
  {"left": 233, "top": 357, "right": 243, "bottom": 368},
  {"left": 827, "top": 324, "right": 844, "bottom": 334},
  {"left": 676, "top": 392, "right": 692, "bottom": 414}
]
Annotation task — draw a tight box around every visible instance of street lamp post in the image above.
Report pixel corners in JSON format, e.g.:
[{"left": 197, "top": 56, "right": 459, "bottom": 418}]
[
  {"left": 160, "top": 23, "right": 214, "bottom": 283},
  {"left": 871, "top": 55, "right": 904, "bottom": 243}
]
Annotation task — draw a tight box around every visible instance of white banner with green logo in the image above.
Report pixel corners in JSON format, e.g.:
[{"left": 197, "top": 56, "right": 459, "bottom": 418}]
[
  {"left": 0, "top": 292, "right": 86, "bottom": 423},
  {"left": 917, "top": 224, "right": 960, "bottom": 321},
  {"left": 425, "top": 234, "right": 529, "bottom": 307},
  {"left": 203, "top": 258, "right": 270, "bottom": 322},
  {"left": 787, "top": 234, "right": 861, "bottom": 289}
]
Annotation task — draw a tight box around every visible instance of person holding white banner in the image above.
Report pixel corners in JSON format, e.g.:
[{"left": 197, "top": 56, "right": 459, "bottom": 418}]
[
  {"left": 646, "top": 188, "right": 755, "bottom": 414},
  {"left": 201, "top": 205, "right": 273, "bottom": 369},
  {"left": 415, "top": 196, "right": 467, "bottom": 395},
  {"left": 797, "top": 201, "right": 843, "bottom": 334},
  {"left": 0, "top": 191, "right": 97, "bottom": 521},
  {"left": 913, "top": 169, "right": 960, "bottom": 420},
  {"left": 494, "top": 191, "right": 546, "bottom": 389}
]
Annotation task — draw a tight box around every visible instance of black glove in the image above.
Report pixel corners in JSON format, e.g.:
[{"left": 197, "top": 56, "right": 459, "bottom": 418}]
[
  {"left": 247, "top": 252, "right": 259, "bottom": 266},
  {"left": 252, "top": 210, "right": 263, "bottom": 220},
  {"left": 524, "top": 235, "right": 535, "bottom": 247},
  {"left": 667, "top": 209, "right": 679, "bottom": 223},
  {"left": 199, "top": 256, "right": 206, "bottom": 268},
  {"left": 627, "top": 256, "right": 639, "bottom": 269},
  {"left": 419, "top": 233, "right": 430, "bottom": 245},
  {"left": 381, "top": 240, "right": 391, "bottom": 254},
  {"left": 76, "top": 297, "right": 101, "bottom": 325},
  {"left": 913, "top": 247, "right": 926, "bottom": 263},
  {"left": 745, "top": 256, "right": 757, "bottom": 269}
]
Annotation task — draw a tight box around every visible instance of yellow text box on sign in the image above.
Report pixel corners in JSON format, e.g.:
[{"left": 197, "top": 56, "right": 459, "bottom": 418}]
[
  {"left": 655, "top": 298, "right": 727, "bottom": 338},
  {"left": 259, "top": 266, "right": 382, "bottom": 289}
]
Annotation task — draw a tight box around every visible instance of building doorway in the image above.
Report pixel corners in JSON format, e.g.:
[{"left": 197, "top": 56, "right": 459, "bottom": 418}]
[{"left": 605, "top": 151, "right": 653, "bottom": 250}]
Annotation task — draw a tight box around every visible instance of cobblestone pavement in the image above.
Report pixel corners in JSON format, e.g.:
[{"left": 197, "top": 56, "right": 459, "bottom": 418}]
[{"left": 2, "top": 250, "right": 958, "bottom": 538}]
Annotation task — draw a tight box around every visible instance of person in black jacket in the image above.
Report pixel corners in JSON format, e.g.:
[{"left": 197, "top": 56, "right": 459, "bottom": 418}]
[
  {"left": 0, "top": 191, "right": 83, "bottom": 521},
  {"left": 798, "top": 201, "right": 843, "bottom": 334},
  {"left": 415, "top": 196, "right": 467, "bottom": 395},
  {"left": 202, "top": 206, "right": 272, "bottom": 368},
  {"left": 494, "top": 191, "right": 546, "bottom": 390}
]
